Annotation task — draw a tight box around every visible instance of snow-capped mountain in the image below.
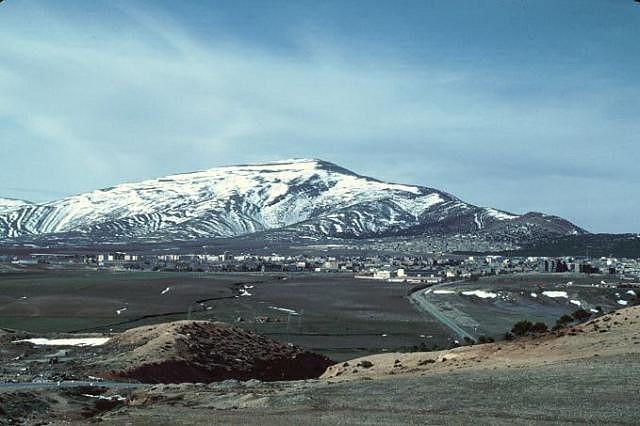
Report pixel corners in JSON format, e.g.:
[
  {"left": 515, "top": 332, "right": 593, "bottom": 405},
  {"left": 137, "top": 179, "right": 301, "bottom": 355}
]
[
  {"left": 0, "top": 198, "right": 33, "bottom": 215},
  {"left": 0, "top": 159, "right": 585, "bottom": 242}
]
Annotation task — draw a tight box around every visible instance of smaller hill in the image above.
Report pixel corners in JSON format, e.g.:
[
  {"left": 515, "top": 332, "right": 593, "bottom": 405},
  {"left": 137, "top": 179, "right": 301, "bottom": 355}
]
[{"left": 97, "top": 321, "right": 333, "bottom": 384}]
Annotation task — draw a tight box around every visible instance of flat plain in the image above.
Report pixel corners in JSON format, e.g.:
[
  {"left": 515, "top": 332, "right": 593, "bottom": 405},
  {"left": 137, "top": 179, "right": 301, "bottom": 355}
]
[
  {"left": 0, "top": 268, "right": 450, "bottom": 361},
  {"left": 1, "top": 268, "right": 633, "bottom": 361}
]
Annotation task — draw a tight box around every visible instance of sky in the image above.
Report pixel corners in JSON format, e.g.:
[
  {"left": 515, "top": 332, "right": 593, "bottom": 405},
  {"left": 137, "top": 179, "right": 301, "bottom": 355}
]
[{"left": 0, "top": 0, "right": 638, "bottom": 233}]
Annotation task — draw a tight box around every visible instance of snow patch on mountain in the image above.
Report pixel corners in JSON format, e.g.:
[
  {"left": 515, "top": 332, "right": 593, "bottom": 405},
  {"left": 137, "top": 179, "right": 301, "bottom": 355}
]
[
  {"left": 0, "top": 198, "right": 32, "bottom": 215},
  {"left": 485, "top": 208, "right": 519, "bottom": 220},
  {"left": 0, "top": 159, "right": 585, "bottom": 242}
]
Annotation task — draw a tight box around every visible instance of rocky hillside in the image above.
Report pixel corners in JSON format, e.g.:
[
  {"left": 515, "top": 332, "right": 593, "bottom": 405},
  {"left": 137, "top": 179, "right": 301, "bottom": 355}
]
[
  {"left": 0, "top": 159, "right": 586, "bottom": 243},
  {"left": 97, "top": 321, "right": 333, "bottom": 383}
]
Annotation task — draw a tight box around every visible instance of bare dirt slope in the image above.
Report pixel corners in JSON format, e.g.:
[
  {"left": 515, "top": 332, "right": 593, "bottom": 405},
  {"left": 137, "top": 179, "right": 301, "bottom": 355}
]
[
  {"left": 323, "top": 305, "right": 640, "bottom": 381},
  {"left": 2, "top": 309, "right": 640, "bottom": 424},
  {"left": 95, "top": 320, "right": 333, "bottom": 383}
]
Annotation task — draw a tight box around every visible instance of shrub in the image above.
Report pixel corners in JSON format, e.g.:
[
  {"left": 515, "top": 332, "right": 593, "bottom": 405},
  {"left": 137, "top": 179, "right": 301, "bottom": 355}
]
[
  {"left": 572, "top": 309, "right": 592, "bottom": 322},
  {"left": 511, "top": 320, "right": 534, "bottom": 336},
  {"left": 357, "top": 360, "right": 374, "bottom": 369},
  {"left": 478, "top": 335, "right": 495, "bottom": 344},
  {"left": 557, "top": 314, "right": 574, "bottom": 326},
  {"left": 530, "top": 322, "right": 549, "bottom": 334}
]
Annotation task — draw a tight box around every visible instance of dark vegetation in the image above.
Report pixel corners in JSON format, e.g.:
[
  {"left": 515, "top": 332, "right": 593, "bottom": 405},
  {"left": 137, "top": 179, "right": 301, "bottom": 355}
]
[
  {"left": 510, "top": 320, "right": 549, "bottom": 337},
  {"left": 507, "top": 307, "right": 607, "bottom": 338},
  {"left": 512, "top": 234, "right": 640, "bottom": 258}
]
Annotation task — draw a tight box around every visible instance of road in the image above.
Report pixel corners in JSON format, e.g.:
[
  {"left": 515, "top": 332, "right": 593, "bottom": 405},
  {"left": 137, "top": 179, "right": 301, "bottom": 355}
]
[
  {"left": 0, "top": 380, "right": 142, "bottom": 391},
  {"left": 408, "top": 282, "right": 476, "bottom": 342}
]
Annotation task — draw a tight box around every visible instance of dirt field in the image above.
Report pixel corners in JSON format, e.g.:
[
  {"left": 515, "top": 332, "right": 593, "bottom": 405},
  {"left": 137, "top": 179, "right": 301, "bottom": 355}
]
[
  {"left": 2, "top": 268, "right": 636, "bottom": 362},
  {"left": 0, "top": 268, "right": 451, "bottom": 361}
]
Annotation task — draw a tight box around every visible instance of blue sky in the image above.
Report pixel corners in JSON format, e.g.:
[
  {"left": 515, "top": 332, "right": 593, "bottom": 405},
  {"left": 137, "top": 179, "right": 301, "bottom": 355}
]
[{"left": 0, "top": 0, "right": 638, "bottom": 232}]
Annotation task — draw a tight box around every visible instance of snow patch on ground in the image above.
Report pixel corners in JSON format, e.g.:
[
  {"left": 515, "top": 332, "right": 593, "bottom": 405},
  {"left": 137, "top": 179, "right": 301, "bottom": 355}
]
[
  {"left": 570, "top": 300, "right": 582, "bottom": 306},
  {"left": 617, "top": 300, "right": 628, "bottom": 306},
  {"left": 269, "top": 306, "right": 299, "bottom": 315},
  {"left": 82, "top": 394, "right": 126, "bottom": 402},
  {"left": 433, "top": 290, "right": 455, "bottom": 295},
  {"left": 461, "top": 290, "right": 498, "bottom": 299},
  {"left": 13, "top": 337, "right": 110, "bottom": 347},
  {"left": 542, "top": 291, "right": 568, "bottom": 298}
]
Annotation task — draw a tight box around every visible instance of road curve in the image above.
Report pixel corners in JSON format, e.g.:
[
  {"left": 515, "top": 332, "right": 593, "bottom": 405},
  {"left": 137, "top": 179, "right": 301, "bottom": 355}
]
[{"left": 408, "top": 283, "right": 476, "bottom": 342}]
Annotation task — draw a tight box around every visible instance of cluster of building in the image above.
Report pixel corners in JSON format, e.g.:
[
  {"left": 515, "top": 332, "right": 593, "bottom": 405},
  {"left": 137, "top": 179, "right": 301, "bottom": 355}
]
[{"left": 2, "top": 251, "right": 639, "bottom": 282}]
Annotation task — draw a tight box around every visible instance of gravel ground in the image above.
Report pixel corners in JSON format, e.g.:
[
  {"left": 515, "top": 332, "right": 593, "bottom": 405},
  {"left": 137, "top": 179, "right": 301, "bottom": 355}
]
[{"left": 95, "top": 354, "right": 640, "bottom": 425}]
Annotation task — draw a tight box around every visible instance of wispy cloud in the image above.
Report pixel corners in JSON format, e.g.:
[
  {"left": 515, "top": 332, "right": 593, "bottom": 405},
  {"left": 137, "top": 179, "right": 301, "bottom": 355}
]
[{"left": 0, "top": 1, "right": 638, "bottom": 232}]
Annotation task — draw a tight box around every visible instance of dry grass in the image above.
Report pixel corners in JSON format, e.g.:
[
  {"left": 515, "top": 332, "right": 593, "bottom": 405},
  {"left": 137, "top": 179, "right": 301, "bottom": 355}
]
[{"left": 323, "top": 305, "right": 640, "bottom": 381}]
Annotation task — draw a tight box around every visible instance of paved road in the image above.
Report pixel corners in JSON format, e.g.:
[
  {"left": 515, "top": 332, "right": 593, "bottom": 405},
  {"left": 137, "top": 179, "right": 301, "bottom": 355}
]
[
  {"left": 408, "top": 283, "right": 476, "bottom": 342},
  {"left": 0, "top": 380, "right": 142, "bottom": 391}
]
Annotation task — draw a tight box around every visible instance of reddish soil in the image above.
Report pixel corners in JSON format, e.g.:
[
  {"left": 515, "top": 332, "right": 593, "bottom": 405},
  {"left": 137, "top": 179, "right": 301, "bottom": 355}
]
[{"left": 99, "top": 321, "right": 333, "bottom": 383}]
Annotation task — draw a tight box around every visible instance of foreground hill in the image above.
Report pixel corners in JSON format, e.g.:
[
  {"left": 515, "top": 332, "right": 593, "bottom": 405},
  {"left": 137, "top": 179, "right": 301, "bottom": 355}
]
[
  {"left": 98, "top": 321, "right": 332, "bottom": 383},
  {"left": 2, "top": 306, "right": 638, "bottom": 424},
  {"left": 323, "top": 304, "right": 640, "bottom": 381},
  {"left": 0, "top": 159, "right": 584, "bottom": 244}
]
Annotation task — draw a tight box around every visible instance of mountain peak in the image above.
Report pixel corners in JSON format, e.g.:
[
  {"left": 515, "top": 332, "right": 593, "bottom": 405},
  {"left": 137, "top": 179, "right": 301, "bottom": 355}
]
[
  {"left": 209, "top": 158, "right": 348, "bottom": 172},
  {"left": 173, "top": 158, "right": 360, "bottom": 181},
  {"left": 0, "top": 159, "right": 585, "bottom": 242}
]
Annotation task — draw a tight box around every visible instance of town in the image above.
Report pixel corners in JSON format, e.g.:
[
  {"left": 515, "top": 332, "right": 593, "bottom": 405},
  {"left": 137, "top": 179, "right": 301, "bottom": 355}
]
[{"left": 3, "top": 250, "right": 640, "bottom": 283}]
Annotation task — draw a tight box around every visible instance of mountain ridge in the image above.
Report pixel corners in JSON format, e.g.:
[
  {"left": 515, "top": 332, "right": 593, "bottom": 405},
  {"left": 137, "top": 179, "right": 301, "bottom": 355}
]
[
  {"left": 0, "top": 198, "right": 33, "bottom": 215},
  {"left": 0, "top": 159, "right": 586, "bottom": 243}
]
